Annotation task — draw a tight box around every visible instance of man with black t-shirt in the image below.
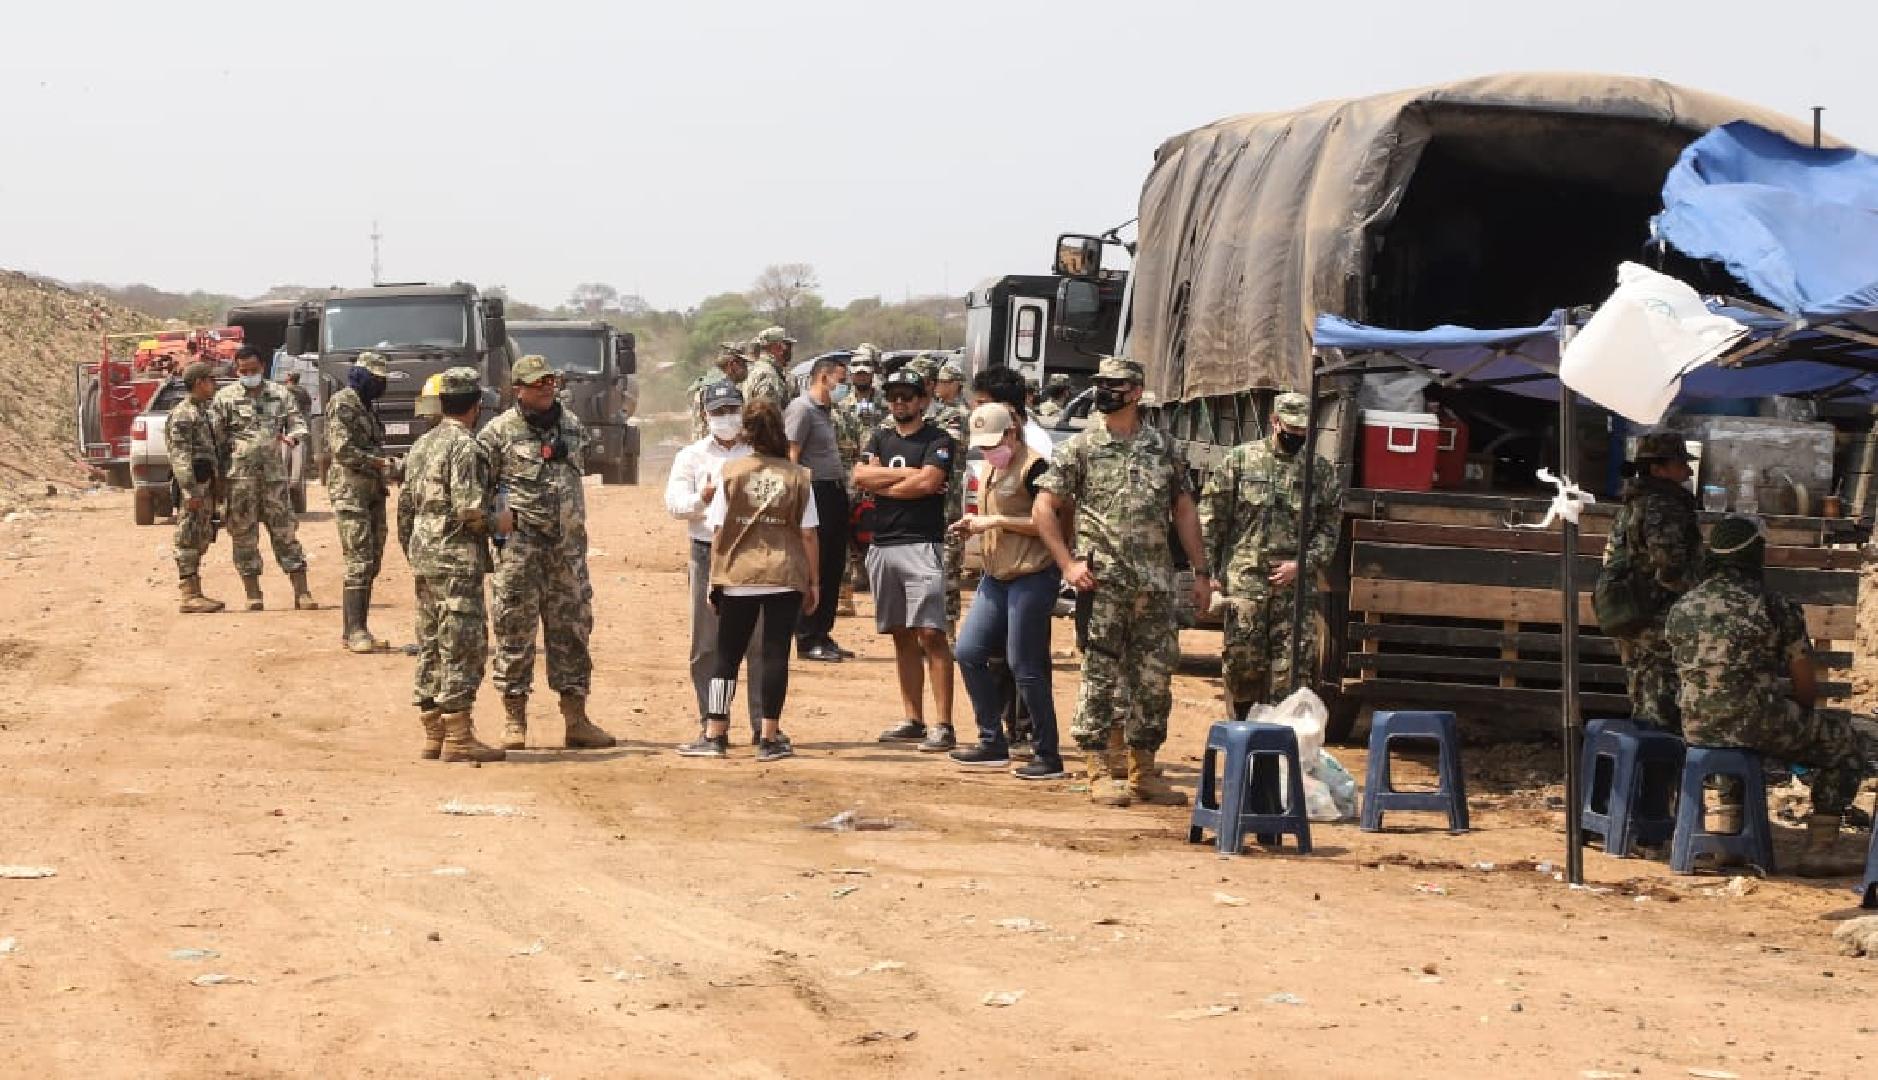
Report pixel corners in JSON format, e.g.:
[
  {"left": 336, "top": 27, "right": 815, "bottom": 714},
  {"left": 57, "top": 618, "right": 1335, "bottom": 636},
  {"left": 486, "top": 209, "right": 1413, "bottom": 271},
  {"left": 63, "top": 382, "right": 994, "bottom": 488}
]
[{"left": 852, "top": 370, "right": 959, "bottom": 752}]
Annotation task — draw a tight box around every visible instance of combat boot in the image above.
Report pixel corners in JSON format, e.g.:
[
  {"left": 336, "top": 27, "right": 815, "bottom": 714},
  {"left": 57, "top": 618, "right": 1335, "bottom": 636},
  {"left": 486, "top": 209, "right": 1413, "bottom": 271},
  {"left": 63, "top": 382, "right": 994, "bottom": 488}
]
[
  {"left": 178, "top": 576, "right": 225, "bottom": 614},
  {"left": 560, "top": 692, "right": 617, "bottom": 749},
  {"left": 1796, "top": 813, "right": 1865, "bottom": 877},
  {"left": 240, "top": 574, "right": 264, "bottom": 611},
  {"left": 342, "top": 587, "right": 375, "bottom": 653},
  {"left": 417, "top": 707, "right": 445, "bottom": 760},
  {"left": 500, "top": 695, "right": 529, "bottom": 751},
  {"left": 1127, "top": 746, "right": 1188, "bottom": 806},
  {"left": 357, "top": 584, "right": 389, "bottom": 651},
  {"left": 440, "top": 711, "right": 505, "bottom": 763},
  {"left": 289, "top": 569, "right": 319, "bottom": 610},
  {"left": 1086, "top": 728, "right": 1131, "bottom": 808}
]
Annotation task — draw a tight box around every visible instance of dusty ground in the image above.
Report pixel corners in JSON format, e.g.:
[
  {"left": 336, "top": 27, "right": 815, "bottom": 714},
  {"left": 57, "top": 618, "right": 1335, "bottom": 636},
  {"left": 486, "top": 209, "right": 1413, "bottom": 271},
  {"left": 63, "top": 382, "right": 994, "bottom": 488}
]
[{"left": 2, "top": 466, "right": 1875, "bottom": 1079}]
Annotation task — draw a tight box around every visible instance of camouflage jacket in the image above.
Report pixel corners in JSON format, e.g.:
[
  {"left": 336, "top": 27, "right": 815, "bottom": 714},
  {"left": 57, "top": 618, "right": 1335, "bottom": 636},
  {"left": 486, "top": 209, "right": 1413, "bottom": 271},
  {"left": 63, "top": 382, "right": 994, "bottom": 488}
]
[
  {"left": 479, "top": 404, "right": 588, "bottom": 549},
  {"left": 741, "top": 358, "right": 791, "bottom": 410},
  {"left": 165, "top": 396, "right": 219, "bottom": 501},
  {"left": 324, "top": 386, "right": 388, "bottom": 501},
  {"left": 397, "top": 418, "right": 495, "bottom": 578},
  {"left": 210, "top": 380, "right": 307, "bottom": 481},
  {"left": 833, "top": 399, "right": 865, "bottom": 475},
  {"left": 1199, "top": 437, "right": 1342, "bottom": 598},
  {"left": 840, "top": 389, "right": 886, "bottom": 433},
  {"left": 1603, "top": 476, "right": 1702, "bottom": 613},
  {"left": 1664, "top": 567, "right": 1813, "bottom": 732},
  {"left": 687, "top": 370, "right": 731, "bottom": 442},
  {"left": 929, "top": 399, "right": 969, "bottom": 520},
  {"left": 1035, "top": 399, "right": 1064, "bottom": 421},
  {"left": 1036, "top": 421, "right": 1190, "bottom": 593}
]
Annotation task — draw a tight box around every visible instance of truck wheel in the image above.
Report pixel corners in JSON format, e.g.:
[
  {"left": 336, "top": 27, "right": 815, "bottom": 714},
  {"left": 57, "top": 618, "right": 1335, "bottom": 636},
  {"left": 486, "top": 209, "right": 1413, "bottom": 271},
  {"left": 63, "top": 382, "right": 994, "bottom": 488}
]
[
  {"left": 154, "top": 486, "right": 176, "bottom": 521},
  {"left": 134, "top": 487, "right": 157, "bottom": 527},
  {"left": 291, "top": 481, "right": 308, "bottom": 515},
  {"left": 107, "top": 463, "right": 133, "bottom": 489},
  {"left": 603, "top": 455, "right": 638, "bottom": 486}
]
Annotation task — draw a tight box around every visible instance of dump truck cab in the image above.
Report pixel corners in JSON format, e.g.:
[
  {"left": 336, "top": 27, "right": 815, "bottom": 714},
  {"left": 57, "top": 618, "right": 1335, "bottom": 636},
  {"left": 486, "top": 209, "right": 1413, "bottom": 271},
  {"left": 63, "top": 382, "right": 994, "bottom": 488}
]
[{"left": 507, "top": 319, "right": 641, "bottom": 484}]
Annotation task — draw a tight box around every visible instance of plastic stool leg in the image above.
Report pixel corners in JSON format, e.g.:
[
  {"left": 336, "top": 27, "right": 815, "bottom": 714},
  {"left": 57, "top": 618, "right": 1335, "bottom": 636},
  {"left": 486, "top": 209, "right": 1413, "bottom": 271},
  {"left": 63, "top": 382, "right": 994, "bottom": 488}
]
[
  {"left": 1215, "top": 742, "right": 1251, "bottom": 857},
  {"left": 1438, "top": 727, "right": 1470, "bottom": 833}
]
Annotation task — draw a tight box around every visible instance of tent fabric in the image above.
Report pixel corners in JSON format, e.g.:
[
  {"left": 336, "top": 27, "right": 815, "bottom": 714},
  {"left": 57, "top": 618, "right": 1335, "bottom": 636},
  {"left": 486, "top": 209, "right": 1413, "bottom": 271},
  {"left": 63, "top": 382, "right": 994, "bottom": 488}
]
[
  {"left": 1131, "top": 74, "right": 1823, "bottom": 405},
  {"left": 1654, "top": 121, "right": 1878, "bottom": 319}
]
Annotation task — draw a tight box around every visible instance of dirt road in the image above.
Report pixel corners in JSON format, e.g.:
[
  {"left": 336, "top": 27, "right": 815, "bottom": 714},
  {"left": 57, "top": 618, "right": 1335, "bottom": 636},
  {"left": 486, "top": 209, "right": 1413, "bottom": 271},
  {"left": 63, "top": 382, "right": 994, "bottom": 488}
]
[{"left": 1, "top": 473, "right": 1873, "bottom": 1078}]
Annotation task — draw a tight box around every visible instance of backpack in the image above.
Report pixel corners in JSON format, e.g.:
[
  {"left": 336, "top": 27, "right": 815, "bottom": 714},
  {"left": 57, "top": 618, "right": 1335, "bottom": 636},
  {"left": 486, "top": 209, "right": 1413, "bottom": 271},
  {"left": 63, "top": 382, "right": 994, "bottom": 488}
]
[{"left": 1592, "top": 501, "right": 1658, "bottom": 637}]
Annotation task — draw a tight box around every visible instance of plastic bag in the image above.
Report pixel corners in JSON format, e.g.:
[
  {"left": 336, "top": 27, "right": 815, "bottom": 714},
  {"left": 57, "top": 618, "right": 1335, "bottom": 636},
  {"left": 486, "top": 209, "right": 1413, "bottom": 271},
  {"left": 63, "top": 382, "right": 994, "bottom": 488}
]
[
  {"left": 1257, "top": 689, "right": 1354, "bottom": 821},
  {"left": 1357, "top": 372, "right": 1431, "bottom": 415}
]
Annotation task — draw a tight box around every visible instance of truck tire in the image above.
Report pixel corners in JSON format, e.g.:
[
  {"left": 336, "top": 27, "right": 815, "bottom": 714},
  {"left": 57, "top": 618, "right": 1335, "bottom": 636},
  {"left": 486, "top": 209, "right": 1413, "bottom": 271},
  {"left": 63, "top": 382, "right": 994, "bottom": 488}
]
[
  {"left": 134, "top": 487, "right": 157, "bottom": 527},
  {"left": 291, "top": 480, "right": 308, "bottom": 515},
  {"left": 602, "top": 454, "right": 639, "bottom": 486},
  {"left": 107, "top": 462, "right": 133, "bottom": 489},
  {"left": 154, "top": 485, "right": 176, "bottom": 521}
]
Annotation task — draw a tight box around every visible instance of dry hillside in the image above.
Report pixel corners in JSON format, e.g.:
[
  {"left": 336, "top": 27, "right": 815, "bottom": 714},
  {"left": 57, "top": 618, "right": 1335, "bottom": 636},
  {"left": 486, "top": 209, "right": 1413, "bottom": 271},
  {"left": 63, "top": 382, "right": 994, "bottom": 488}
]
[{"left": 0, "top": 271, "right": 153, "bottom": 496}]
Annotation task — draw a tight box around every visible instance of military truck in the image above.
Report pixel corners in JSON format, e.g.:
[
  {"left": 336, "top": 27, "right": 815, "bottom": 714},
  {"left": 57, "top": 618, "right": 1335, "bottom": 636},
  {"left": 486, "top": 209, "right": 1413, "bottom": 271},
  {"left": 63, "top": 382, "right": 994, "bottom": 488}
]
[
  {"left": 507, "top": 319, "right": 641, "bottom": 484},
  {"left": 276, "top": 283, "right": 514, "bottom": 472}
]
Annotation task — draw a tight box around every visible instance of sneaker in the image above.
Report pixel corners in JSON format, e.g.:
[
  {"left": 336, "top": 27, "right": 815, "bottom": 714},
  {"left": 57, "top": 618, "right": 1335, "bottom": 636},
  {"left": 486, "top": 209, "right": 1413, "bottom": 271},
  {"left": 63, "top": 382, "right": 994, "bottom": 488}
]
[
  {"left": 824, "top": 638, "right": 857, "bottom": 660},
  {"left": 676, "top": 734, "right": 728, "bottom": 758},
  {"left": 1014, "top": 758, "right": 1067, "bottom": 780},
  {"left": 878, "top": 719, "right": 928, "bottom": 743},
  {"left": 801, "top": 643, "right": 844, "bottom": 663},
  {"left": 949, "top": 742, "right": 1011, "bottom": 768},
  {"left": 756, "top": 735, "right": 795, "bottom": 762},
  {"left": 918, "top": 725, "right": 958, "bottom": 753}
]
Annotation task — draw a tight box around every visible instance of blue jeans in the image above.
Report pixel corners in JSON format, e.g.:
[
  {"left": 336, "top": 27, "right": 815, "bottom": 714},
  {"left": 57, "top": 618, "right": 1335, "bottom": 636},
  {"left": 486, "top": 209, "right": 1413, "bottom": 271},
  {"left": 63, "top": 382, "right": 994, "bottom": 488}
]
[{"left": 956, "top": 567, "right": 1062, "bottom": 764}]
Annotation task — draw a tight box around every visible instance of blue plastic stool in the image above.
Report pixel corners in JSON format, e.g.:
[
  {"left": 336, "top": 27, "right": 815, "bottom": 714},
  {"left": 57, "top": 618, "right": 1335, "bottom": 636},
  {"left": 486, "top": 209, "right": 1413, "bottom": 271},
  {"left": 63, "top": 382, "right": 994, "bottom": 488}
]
[
  {"left": 1859, "top": 825, "right": 1878, "bottom": 909},
  {"left": 1188, "top": 721, "right": 1313, "bottom": 856},
  {"left": 1361, "top": 710, "right": 1470, "bottom": 833},
  {"left": 1580, "top": 725, "right": 1685, "bottom": 857},
  {"left": 1670, "top": 747, "right": 1776, "bottom": 874}
]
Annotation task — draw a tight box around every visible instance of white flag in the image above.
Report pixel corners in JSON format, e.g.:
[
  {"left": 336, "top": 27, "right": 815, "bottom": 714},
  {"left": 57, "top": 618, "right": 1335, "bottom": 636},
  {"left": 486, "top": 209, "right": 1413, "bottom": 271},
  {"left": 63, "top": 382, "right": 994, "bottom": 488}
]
[{"left": 1560, "top": 262, "right": 1749, "bottom": 424}]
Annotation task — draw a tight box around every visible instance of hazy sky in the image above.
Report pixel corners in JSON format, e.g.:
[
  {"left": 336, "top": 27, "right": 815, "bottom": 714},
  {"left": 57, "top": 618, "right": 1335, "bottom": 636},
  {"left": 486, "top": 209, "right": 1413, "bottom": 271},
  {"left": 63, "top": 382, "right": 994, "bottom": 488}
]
[{"left": 3, "top": 0, "right": 1871, "bottom": 312}]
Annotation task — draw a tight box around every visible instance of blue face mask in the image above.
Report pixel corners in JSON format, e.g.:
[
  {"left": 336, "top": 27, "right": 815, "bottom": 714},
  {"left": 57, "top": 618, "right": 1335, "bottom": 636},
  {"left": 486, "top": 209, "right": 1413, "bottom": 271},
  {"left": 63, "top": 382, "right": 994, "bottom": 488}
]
[{"left": 833, "top": 383, "right": 852, "bottom": 403}]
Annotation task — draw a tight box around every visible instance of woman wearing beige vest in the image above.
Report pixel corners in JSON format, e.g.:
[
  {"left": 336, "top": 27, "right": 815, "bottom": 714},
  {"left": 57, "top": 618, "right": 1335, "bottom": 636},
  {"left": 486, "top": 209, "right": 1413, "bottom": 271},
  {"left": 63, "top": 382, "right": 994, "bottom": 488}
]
[
  {"left": 946, "top": 403, "right": 1064, "bottom": 779},
  {"left": 677, "top": 401, "right": 820, "bottom": 762}
]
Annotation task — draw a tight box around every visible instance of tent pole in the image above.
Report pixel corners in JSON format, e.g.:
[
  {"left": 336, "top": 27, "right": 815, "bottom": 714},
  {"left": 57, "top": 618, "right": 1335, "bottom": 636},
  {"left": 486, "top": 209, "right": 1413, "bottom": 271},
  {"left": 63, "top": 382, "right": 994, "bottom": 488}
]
[
  {"left": 1288, "top": 359, "right": 1322, "bottom": 695},
  {"left": 1558, "top": 314, "right": 1585, "bottom": 887}
]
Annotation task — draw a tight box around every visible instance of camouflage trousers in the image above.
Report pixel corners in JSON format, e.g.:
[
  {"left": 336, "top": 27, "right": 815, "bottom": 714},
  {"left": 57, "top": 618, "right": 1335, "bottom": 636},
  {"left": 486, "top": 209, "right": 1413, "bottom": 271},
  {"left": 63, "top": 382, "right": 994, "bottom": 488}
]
[
  {"left": 172, "top": 499, "right": 215, "bottom": 580},
  {"left": 491, "top": 531, "right": 594, "bottom": 699},
  {"left": 1616, "top": 622, "right": 1681, "bottom": 733},
  {"left": 944, "top": 532, "right": 964, "bottom": 627},
  {"left": 332, "top": 492, "right": 387, "bottom": 590},
  {"left": 224, "top": 479, "right": 306, "bottom": 577},
  {"left": 1221, "top": 584, "right": 1316, "bottom": 709},
  {"left": 1686, "top": 698, "right": 1871, "bottom": 817},
  {"left": 413, "top": 574, "right": 487, "bottom": 712},
  {"left": 1070, "top": 586, "right": 1178, "bottom": 752}
]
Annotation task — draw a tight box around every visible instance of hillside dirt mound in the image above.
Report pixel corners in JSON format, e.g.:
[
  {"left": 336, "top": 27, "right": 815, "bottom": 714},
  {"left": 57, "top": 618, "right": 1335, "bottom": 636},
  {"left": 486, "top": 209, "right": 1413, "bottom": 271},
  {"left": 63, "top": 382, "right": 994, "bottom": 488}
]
[{"left": 0, "top": 271, "right": 153, "bottom": 506}]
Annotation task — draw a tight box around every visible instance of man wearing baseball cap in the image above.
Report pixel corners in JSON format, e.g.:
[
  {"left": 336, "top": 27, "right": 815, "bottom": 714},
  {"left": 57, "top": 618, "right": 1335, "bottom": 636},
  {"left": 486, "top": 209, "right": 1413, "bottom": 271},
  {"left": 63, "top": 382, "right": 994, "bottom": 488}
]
[
  {"left": 1199, "top": 390, "right": 1343, "bottom": 716},
  {"left": 478, "top": 355, "right": 617, "bottom": 752},
  {"left": 1597, "top": 431, "right": 1702, "bottom": 733},
  {"left": 1034, "top": 356, "right": 1212, "bottom": 807}
]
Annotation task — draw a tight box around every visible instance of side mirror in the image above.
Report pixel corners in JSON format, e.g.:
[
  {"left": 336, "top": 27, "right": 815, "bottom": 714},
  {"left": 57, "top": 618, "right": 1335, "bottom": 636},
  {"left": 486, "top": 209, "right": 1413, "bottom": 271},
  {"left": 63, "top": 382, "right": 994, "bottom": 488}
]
[
  {"left": 1054, "top": 234, "right": 1103, "bottom": 278},
  {"left": 484, "top": 314, "right": 507, "bottom": 351},
  {"left": 283, "top": 324, "right": 305, "bottom": 355},
  {"left": 616, "top": 332, "right": 637, "bottom": 376},
  {"left": 483, "top": 297, "right": 506, "bottom": 319},
  {"left": 1055, "top": 278, "right": 1103, "bottom": 339}
]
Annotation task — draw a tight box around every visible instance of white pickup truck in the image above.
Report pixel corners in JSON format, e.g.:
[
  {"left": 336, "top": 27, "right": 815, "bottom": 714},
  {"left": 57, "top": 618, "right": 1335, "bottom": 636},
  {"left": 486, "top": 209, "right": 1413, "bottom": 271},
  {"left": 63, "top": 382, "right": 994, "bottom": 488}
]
[{"left": 127, "top": 377, "right": 310, "bottom": 526}]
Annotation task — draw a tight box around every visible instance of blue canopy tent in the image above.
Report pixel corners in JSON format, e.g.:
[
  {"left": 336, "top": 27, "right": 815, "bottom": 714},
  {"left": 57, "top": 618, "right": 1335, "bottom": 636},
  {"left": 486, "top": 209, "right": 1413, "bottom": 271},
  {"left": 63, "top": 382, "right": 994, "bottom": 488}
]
[{"left": 1288, "top": 121, "right": 1878, "bottom": 884}]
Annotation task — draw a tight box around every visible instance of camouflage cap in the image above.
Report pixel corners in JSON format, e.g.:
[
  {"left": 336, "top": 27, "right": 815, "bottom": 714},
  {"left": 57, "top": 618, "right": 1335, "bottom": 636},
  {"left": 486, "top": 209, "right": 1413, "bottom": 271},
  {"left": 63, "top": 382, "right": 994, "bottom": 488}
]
[
  {"left": 353, "top": 351, "right": 390, "bottom": 377},
  {"left": 936, "top": 360, "right": 963, "bottom": 382},
  {"left": 1273, "top": 391, "right": 1311, "bottom": 429},
  {"left": 511, "top": 354, "right": 556, "bottom": 386},
  {"left": 754, "top": 326, "right": 796, "bottom": 346},
  {"left": 179, "top": 360, "right": 217, "bottom": 387},
  {"left": 1095, "top": 355, "right": 1144, "bottom": 383},
  {"left": 1046, "top": 372, "right": 1071, "bottom": 388},
  {"left": 852, "top": 342, "right": 881, "bottom": 363},
  {"left": 438, "top": 366, "right": 481, "bottom": 396},
  {"left": 905, "top": 356, "right": 937, "bottom": 382},
  {"left": 849, "top": 356, "right": 878, "bottom": 374},
  {"left": 1633, "top": 432, "right": 1694, "bottom": 464}
]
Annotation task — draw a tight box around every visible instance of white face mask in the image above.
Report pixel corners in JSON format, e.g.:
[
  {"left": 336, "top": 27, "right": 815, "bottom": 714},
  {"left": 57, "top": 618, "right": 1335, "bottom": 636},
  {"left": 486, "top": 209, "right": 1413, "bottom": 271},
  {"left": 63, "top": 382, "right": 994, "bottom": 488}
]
[
  {"left": 239, "top": 373, "right": 263, "bottom": 389},
  {"left": 707, "top": 412, "right": 744, "bottom": 440}
]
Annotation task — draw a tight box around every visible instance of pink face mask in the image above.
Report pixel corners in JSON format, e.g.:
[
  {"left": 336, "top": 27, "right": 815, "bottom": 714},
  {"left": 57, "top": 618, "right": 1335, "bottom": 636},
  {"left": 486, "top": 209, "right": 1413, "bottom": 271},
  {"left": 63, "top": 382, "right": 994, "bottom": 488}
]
[{"left": 983, "top": 445, "right": 1015, "bottom": 469}]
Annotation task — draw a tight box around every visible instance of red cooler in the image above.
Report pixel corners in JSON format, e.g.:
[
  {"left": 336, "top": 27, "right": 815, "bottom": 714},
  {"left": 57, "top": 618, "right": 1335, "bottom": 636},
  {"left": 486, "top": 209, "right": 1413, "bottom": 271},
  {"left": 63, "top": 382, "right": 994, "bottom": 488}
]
[
  {"left": 1433, "top": 406, "right": 1470, "bottom": 490},
  {"left": 1360, "top": 410, "right": 1439, "bottom": 491}
]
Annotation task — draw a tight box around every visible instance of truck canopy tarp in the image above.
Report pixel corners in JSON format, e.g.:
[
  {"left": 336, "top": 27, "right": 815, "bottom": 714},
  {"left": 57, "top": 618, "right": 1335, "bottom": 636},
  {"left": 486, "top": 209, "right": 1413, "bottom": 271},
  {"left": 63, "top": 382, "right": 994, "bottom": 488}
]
[
  {"left": 1132, "top": 74, "right": 1825, "bottom": 404},
  {"left": 1655, "top": 122, "right": 1878, "bottom": 319}
]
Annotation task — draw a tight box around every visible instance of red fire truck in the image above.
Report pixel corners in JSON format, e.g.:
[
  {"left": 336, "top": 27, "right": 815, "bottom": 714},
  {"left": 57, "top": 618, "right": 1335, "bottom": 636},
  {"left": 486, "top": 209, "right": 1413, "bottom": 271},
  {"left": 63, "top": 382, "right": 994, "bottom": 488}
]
[{"left": 73, "top": 326, "right": 245, "bottom": 489}]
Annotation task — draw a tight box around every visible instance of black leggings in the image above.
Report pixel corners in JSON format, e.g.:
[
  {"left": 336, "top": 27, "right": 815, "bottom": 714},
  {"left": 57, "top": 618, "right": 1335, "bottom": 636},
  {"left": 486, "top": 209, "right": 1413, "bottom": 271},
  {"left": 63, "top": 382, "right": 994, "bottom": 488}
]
[{"left": 707, "top": 591, "right": 802, "bottom": 723}]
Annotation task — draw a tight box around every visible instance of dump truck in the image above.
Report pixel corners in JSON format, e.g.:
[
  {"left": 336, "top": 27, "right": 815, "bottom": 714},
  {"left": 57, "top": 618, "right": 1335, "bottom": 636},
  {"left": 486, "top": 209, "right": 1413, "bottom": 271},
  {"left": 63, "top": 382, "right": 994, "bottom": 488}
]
[{"left": 507, "top": 319, "right": 641, "bottom": 484}]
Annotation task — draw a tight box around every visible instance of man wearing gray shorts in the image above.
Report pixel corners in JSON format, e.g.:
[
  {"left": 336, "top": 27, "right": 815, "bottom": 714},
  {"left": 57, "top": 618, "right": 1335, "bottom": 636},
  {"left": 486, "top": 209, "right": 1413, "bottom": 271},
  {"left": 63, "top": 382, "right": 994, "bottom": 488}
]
[{"left": 852, "top": 369, "right": 959, "bottom": 752}]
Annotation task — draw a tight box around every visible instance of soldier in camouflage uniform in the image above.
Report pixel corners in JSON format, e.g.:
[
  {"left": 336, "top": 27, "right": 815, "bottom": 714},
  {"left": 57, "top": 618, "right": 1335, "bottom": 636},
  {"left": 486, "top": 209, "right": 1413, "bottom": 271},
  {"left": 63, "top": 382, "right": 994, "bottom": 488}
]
[
  {"left": 167, "top": 361, "right": 227, "bottom": 614},
  {"left": 930, "top": 360, "right": 970, "bottom": 630},
  {"left": 688, "top": 344, "right": 748, "bottom": 441},
  {"left": 832, "top": 347, "right": 881, "bottom": 618},
  {"left": 742, "top": 327, "right": 794, "bottom": 409},
  {"left": 397, "top": 367, "right": 506, "bottom": 763},
  {"left": 1199, "top": 391, "right": 1342, "bottom": 713},
  {"left": 326, "top": 351, "right": 397, "bottom": 654},
  {"left": 1601, "top": 433, "right": 1703, "bottom": 732},
  {"left": 211, "top": 346, "right": 317, "bottom": 611},
  {"left": 1035, "top": 373, "right": 1072, "bottom": 421},
  {"left": 480, "top": 355, "right": 618, "bottom": 751},
  {"left": 1665, "top": 515, "right": 1871, "bottom": 876},
  {"left": 1034, "top": 356, "right": 1213, "bottom": 808}
]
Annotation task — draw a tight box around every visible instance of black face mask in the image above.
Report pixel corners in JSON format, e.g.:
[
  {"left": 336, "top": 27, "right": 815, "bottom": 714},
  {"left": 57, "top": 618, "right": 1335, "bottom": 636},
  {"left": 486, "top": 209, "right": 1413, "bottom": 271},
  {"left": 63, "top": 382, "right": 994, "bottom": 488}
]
[
  {"left": 1276, "top": 431, "right": 1306, "bottom": 455},
  {"left": 1093, "top": 387, "right": 1130, "bottom": 414},
  {"left": 523, "top": 398, "right": 563, "bottom": 427}
]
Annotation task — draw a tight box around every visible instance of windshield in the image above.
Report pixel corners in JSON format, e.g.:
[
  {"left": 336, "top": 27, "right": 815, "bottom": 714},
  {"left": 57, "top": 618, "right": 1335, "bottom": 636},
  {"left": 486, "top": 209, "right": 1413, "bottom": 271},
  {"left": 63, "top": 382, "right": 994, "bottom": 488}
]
[
  {"left": 511, "top": 329, "right": 605, "bottom": 375},
  {"left": 323, "top": 298, "right": 470, "bottom": 352}
]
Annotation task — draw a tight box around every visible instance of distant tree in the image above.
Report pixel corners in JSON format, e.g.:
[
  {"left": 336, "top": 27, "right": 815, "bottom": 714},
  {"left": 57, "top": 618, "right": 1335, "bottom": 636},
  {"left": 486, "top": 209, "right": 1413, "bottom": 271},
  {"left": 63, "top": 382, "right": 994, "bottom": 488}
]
[
  {"left": 616, "top": 293, "right": 653, "bottom": 318},
  {"left": 748, "top": 263, "right": 820, "bottom": 340},
  {"left": 568, "top": 282, "right": 620, "bottom": 316}
]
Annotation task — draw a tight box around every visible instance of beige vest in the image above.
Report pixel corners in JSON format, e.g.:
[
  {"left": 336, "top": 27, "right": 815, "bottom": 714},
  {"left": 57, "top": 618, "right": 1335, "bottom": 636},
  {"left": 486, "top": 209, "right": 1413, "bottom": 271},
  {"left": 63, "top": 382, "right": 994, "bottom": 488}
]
[
  {"left": 980, "top": 445, "right": 1055, "bottom": 581},
  {"left": 710, "top": 455, "right": 813, "bottom": 592}
]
